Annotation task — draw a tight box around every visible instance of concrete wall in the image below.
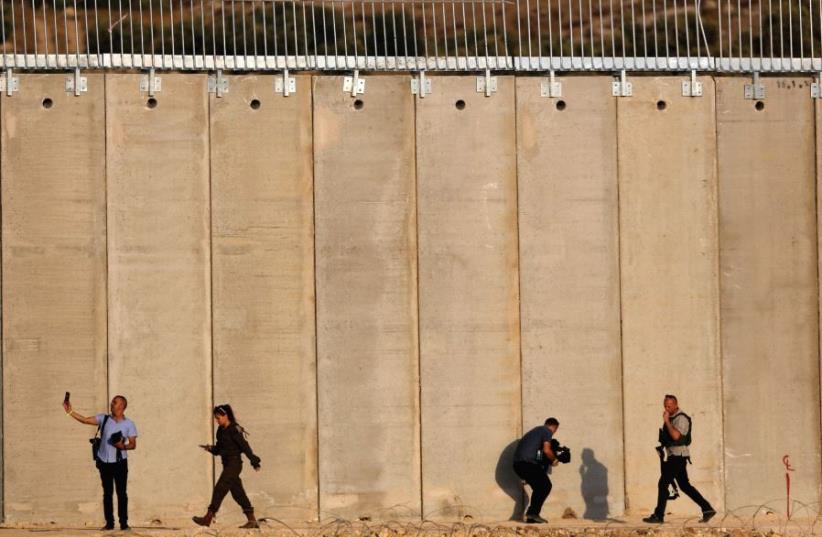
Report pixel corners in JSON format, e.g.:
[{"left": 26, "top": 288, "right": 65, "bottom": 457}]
[
  {"left": 617, "top": 77, "right": 724, "bottom": 515},
  {"left": 717, "top": 77, "right": 821, "bottom": 512},
  {"left": 105, "top": 73, "right": 214, "bottom": 522},
  {"left": 417, "top": 76, "right": 520, "bottom": 521},
  {"left": 2, "top": 74, "right": 108, "bottom": 522},
  {"left": 314, "top": 76, "right": 421, "bottom": 521},
  {"left": 0, "top": 73, "right": 821, "bottom": 526},
  {"left": 516, "top": 76, "right": 624, "bottom": 520},
  {"left": 210, "top": 74, "right": 318, "bottom": 523}
]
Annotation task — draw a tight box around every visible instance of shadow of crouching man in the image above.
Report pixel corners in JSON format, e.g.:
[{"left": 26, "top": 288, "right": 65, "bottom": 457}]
[
  {"left": 496, "top": 439, "right": 528, "bottom": 521},
  {"left": 579, "top": 448, "right": 610, "bottom": 521}
]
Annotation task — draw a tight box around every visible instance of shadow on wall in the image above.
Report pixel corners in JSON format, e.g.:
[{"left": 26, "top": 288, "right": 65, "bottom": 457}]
[
  {"left": 495, "top": 440, "right": 527, "bottom": 521},
  {"left": 579, "top": 448, "right": 609, "bottom": 521}
]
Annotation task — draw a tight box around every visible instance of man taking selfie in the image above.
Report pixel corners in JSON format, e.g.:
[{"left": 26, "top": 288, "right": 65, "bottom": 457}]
[{"left": 63, "top": 394, "right": 138, "bottom": 531}]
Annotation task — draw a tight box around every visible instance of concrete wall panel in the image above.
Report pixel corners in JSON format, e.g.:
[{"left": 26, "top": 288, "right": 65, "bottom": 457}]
[
  {"left": 313, "top": 75, "right": 421, "bottom": 520},
  {"left": 719, "top": 77, "right": 821, "bottom": 510},
  {"left": 817, "top": 90, "right": 822, "bottom": 516},
  {"left": 210, "top": 75, "right": 318, "bottom": 523},
  {"left": 516, "top": 76, "right": 624, "bottom": 520},
  {"left": 617, "top": 77, "right": 724, "bottom": 515},
  {"left": 105, "top": 74, "right": 213, "bottom": 522},
  {"left": 1, "top": 74, "right": 107, "bottom": 522},
  {"left": 416, "top": 76, "right": 520, "bottom": 521}
]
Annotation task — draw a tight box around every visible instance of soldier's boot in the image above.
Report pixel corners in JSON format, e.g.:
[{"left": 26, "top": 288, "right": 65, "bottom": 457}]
[
  {"left": 192, "top": 511, "right": 215, "bottom": 527},
  {"left": 239, "top": 509, "right": 260, "bottom": 529}
]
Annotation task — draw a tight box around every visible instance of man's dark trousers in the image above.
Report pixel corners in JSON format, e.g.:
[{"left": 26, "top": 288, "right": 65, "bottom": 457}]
[
  {"left": 654, "top": 455, "right": 713, "bottom": 518},
  {"left": 514, "top": 461, "right": 552, "bottom": 516},
  {"left": 98, "top": 460, "right": 128, "bottom": 527}
]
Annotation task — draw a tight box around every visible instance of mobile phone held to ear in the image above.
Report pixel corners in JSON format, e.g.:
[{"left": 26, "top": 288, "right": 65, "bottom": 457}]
[{"left": 64, "top": 392, "right": 70, "bottom": 404}]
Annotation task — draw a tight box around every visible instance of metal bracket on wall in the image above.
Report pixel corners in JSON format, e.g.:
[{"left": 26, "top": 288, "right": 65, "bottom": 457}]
[
  {"left": 65, "top": 68, "right": 87, "bottom": 96},
  {"left": 208, "top": 70, "right": 229, "bottom": 98},
  {"left": 476, "top": 69, "right": 497, "bottom": 97},
  {"left": 140, "top": 68, "right": 162, "bottom": 97},
  {"left": 681, "top": 70, "right": 703, "bottom": 97},
  {"left": 343, "top": 70, "right": 366, "bottom": 97},
  {"left": 811, "top": 73, "right": 822, "bottom": 98},
  {"left": 411, "top": 71, "right": 432, "bottom": 98},
  {"left": 612, "top": 70, "right": 632, "bottom": 97},
  {"left": 0, "top": 69, "right": 19, "bottom": 96},
  {"left": 540, "top": 70, "right": 562, "bottom": 98},
  {"left": 274, "top": 68, "right": 296, "bottom": 96},
  {"left": 744, "top": 72, "right": 766, "bottom": 99}
]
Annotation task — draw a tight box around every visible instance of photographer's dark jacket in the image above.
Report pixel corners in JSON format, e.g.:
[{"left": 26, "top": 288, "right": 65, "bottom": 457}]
[
  {"left": 513, "top": 426, "right": 554, "bottom": 464},
  {"left": 210, "top": 424, "right": 261, "bottom": 468}
]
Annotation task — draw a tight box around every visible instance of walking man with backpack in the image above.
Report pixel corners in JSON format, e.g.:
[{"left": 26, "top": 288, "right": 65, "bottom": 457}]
[
  {"left": 63, "top": 395, "right": 138, "bottom": 531},
  {"left": 643, "top": 394, "right": 716, "bottom": 524}
]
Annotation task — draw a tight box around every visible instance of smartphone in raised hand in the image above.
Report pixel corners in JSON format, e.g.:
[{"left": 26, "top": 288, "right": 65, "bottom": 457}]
[{"left": 64, "top": 392, "right": 70, "bottom": 405}]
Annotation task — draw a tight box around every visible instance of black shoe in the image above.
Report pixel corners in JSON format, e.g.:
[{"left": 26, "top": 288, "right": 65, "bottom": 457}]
[
  {"left": 525, "top": 515, "right": 548, "bottom": 524},
  {"left": 120, "top": 525, "right": 131, "bottom": 531},
  {"left": 700, "top": 510, "right": 717, "bottom": 523},
  {"left": 643, "top": 514, "right": 664, "bottom": 524},
  {"left": 100, "top": 524, "right": 115, "bottom": 531}
]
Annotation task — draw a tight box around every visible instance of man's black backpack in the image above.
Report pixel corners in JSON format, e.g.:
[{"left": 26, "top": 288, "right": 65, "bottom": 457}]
[{"left": 90, "top": 415, "right": 109, "bottom": 466}]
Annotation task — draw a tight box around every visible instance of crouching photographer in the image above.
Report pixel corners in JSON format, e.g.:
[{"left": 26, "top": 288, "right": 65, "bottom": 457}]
[
  {"left": 512, "top": 417, "right": 570, "bottom": 524},
  {"left": 63, "top": 393, "right": 138, "bottom": 531}
]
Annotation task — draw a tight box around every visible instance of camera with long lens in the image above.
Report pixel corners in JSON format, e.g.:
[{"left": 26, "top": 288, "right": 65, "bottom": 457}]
[
  {"left": 536, "top": 439, "right": 572, "bottom": 468},
  {"left": 550, "top": 439, "right": 572, "bottom": 464}
]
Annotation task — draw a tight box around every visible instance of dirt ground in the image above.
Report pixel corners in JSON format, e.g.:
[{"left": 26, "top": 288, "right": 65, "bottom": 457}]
[{"left": 1, "top": 514, "right": 820, "bottom": 537}]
